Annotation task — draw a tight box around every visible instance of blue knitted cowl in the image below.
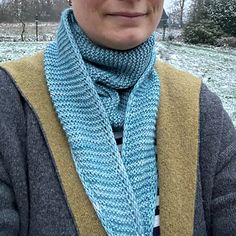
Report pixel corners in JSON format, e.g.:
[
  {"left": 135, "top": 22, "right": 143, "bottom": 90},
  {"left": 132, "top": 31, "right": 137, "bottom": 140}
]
[{"left": 44, "top": 8, "right": 160, "bottom": 236}]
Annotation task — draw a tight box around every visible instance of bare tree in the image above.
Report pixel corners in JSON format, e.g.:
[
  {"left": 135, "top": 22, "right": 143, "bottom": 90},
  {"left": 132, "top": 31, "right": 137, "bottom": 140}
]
[
  {"left": 168, "top": 0, "right": 188, "bottom": 28},
  {"left": 17, "top": 16, "right": 26, "bottom": 41},
  {"left": 0, "top": 0, "right": 68, "bottom": 22},
  {"left": 179, "top": 0, "right": 186, "bottom": 28}
]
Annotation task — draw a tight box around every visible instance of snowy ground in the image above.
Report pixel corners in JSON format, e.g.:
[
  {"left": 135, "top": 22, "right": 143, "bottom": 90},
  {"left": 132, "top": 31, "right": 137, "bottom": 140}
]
[
  {"left": 0, "top": 40, "right": 235, "bottom": 126},
  {"left": 0, "top": 41, "right": 48, "bottom": 61}
]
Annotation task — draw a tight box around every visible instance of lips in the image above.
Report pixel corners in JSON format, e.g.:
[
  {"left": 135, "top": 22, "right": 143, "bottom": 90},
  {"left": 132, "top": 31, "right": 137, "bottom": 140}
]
[{"left": 108, "top": 12, "right": 147, "bottom": 18}]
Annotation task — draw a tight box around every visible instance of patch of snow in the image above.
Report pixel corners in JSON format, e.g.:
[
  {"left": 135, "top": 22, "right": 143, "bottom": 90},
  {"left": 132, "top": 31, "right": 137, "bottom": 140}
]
[{"left": 0, "top": 42, "right": 48, "bottom": 61}]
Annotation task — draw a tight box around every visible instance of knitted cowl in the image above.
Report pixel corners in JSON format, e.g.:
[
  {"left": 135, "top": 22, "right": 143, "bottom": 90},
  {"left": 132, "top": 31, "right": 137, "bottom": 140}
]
[{"left": 44, "top": 8, "right": 160, "bottom": 236}]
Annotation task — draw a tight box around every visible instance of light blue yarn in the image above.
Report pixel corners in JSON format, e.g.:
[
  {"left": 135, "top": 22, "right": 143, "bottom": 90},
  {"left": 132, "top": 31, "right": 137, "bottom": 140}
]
[{"left": 44, "top": 9, "right": 160, "bottom": 236}]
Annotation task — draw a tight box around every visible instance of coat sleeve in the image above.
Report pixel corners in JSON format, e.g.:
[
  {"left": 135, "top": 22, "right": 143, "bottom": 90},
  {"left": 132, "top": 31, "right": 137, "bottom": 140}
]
[
  {"left": 199, "top": 83, "right": 236, "bottom": 235},
  {"left": 0, "top": 68, "right": 25, "bottom": 235},
  {"left": 211, "top": 108, "right": 236, "bottom": 235}
]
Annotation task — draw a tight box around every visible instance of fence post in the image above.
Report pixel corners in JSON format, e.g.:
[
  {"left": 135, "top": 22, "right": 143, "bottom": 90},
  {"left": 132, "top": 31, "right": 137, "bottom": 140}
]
[{"left": 35, "top": 15, "right": 39, "bottom": 41}]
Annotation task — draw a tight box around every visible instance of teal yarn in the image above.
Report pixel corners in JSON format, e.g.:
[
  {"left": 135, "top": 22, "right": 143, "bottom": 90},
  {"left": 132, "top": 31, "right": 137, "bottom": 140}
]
[{"left": 44, "top": 9, "right": 160, "bottom": 236}]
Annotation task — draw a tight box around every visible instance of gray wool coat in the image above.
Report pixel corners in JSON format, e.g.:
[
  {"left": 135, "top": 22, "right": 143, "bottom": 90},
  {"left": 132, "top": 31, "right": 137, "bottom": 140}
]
[{"left": 0, "top": 58, "right": 236, "bottom": 236}]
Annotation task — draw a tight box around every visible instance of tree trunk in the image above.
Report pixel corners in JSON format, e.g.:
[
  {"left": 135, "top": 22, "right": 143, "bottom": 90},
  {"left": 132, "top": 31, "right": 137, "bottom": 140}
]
[
  {"left": 179, "top": 0, "right": 185, "bottom": 28},
  {"left": 16, "top": 16, "right": 26, "bottom": 41}
]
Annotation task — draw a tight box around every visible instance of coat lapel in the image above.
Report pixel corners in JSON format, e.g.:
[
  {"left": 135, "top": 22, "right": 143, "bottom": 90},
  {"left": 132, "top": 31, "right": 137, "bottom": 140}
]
[{"left": 157, "top": 61, "right": 201, "bottom": 236}]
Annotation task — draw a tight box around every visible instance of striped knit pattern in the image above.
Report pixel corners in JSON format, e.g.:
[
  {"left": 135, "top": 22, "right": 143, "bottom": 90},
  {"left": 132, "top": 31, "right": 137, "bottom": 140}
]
[
  {"left": 153, "top": 195, "right": 160, "bottom": 236},
  {"left": 44, "top": 9, "right": 160, "bottom": 236},
  {"left": 114, "top": 131, "right": 160, "bottom": 235}
]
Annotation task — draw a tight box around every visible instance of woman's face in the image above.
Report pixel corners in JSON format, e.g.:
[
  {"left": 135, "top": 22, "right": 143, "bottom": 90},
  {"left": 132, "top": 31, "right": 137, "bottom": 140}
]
[{"left": 71, "top": 0, "right": 164, "bottom": 50}]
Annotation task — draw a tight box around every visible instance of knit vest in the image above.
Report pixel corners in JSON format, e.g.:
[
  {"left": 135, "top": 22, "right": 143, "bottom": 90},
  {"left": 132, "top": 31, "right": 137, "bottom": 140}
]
[{"left": 1, "top": 52, "right": 201, "bottom": 236}]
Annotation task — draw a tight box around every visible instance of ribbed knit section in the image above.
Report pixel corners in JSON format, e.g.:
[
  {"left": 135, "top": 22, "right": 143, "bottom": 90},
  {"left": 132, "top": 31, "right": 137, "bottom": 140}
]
[{"left": 44, "top": 9, "right": 160, "bottom": 236}]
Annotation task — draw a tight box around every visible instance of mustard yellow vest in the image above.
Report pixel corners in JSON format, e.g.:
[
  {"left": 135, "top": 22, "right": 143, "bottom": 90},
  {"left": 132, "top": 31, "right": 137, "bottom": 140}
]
[{"left": 1, "top": 52, "right": 201, "bottom": 236}]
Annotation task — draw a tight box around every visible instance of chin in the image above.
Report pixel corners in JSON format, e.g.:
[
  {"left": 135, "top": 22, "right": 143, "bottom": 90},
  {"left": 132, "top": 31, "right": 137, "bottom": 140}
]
[{"left": 106, "top": 32, "right": 150, "bottom": 50}]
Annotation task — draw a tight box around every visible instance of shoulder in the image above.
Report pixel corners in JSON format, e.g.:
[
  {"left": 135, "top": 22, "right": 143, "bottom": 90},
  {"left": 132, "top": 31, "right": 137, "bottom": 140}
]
[
  {"left": 155, "top": 60, "right": 202, "bottom": 125},
  {"left": 155, "top": 60, "right": 202, "bottom": 107},
  {"left": 0, "top": 52, "right": 46, "bottom": 104},
  {"left": 200, "top": 83, "right": 225, "bottom": 122},
  {"left": 0, "top": 68, "right": 22, "bottom": 109},
  {"left": 199, "top": 81, "right": 235, "bottom": 146},
  {"left": 0, "top": 52, "right": 45, "bottom": 123},
  {"left": 155, "top": 59, "right": 200, "bottom": 85},
  {"left": 155, "top": 60, "right": 235, "bottom": 137},
  {"left": 0, "top": 52, "right": 44, "bottom": 83},
  {"left": 199, "top": 83, "right": 236, "bottom": 153},
  {"left": 155, "top": 60, "right": 229, "bottom": 119}
]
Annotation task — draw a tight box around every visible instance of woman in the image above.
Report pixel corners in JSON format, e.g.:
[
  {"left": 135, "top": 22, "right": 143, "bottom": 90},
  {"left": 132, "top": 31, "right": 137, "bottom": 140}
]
[{"left": 0, "top": 0, "right": 235, "bottom": 235}]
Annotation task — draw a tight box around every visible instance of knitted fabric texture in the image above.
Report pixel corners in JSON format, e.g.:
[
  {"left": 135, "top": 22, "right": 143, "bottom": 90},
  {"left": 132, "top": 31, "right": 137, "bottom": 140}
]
[{"left": 44, "top": 9, "right": 160, "bottom": 236}]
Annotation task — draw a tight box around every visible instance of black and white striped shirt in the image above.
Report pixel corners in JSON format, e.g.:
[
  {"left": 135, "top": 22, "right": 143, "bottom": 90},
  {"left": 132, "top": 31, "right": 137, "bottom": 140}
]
[{"left": 114, "top": 130, "right": 160, "bottom": 235}]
